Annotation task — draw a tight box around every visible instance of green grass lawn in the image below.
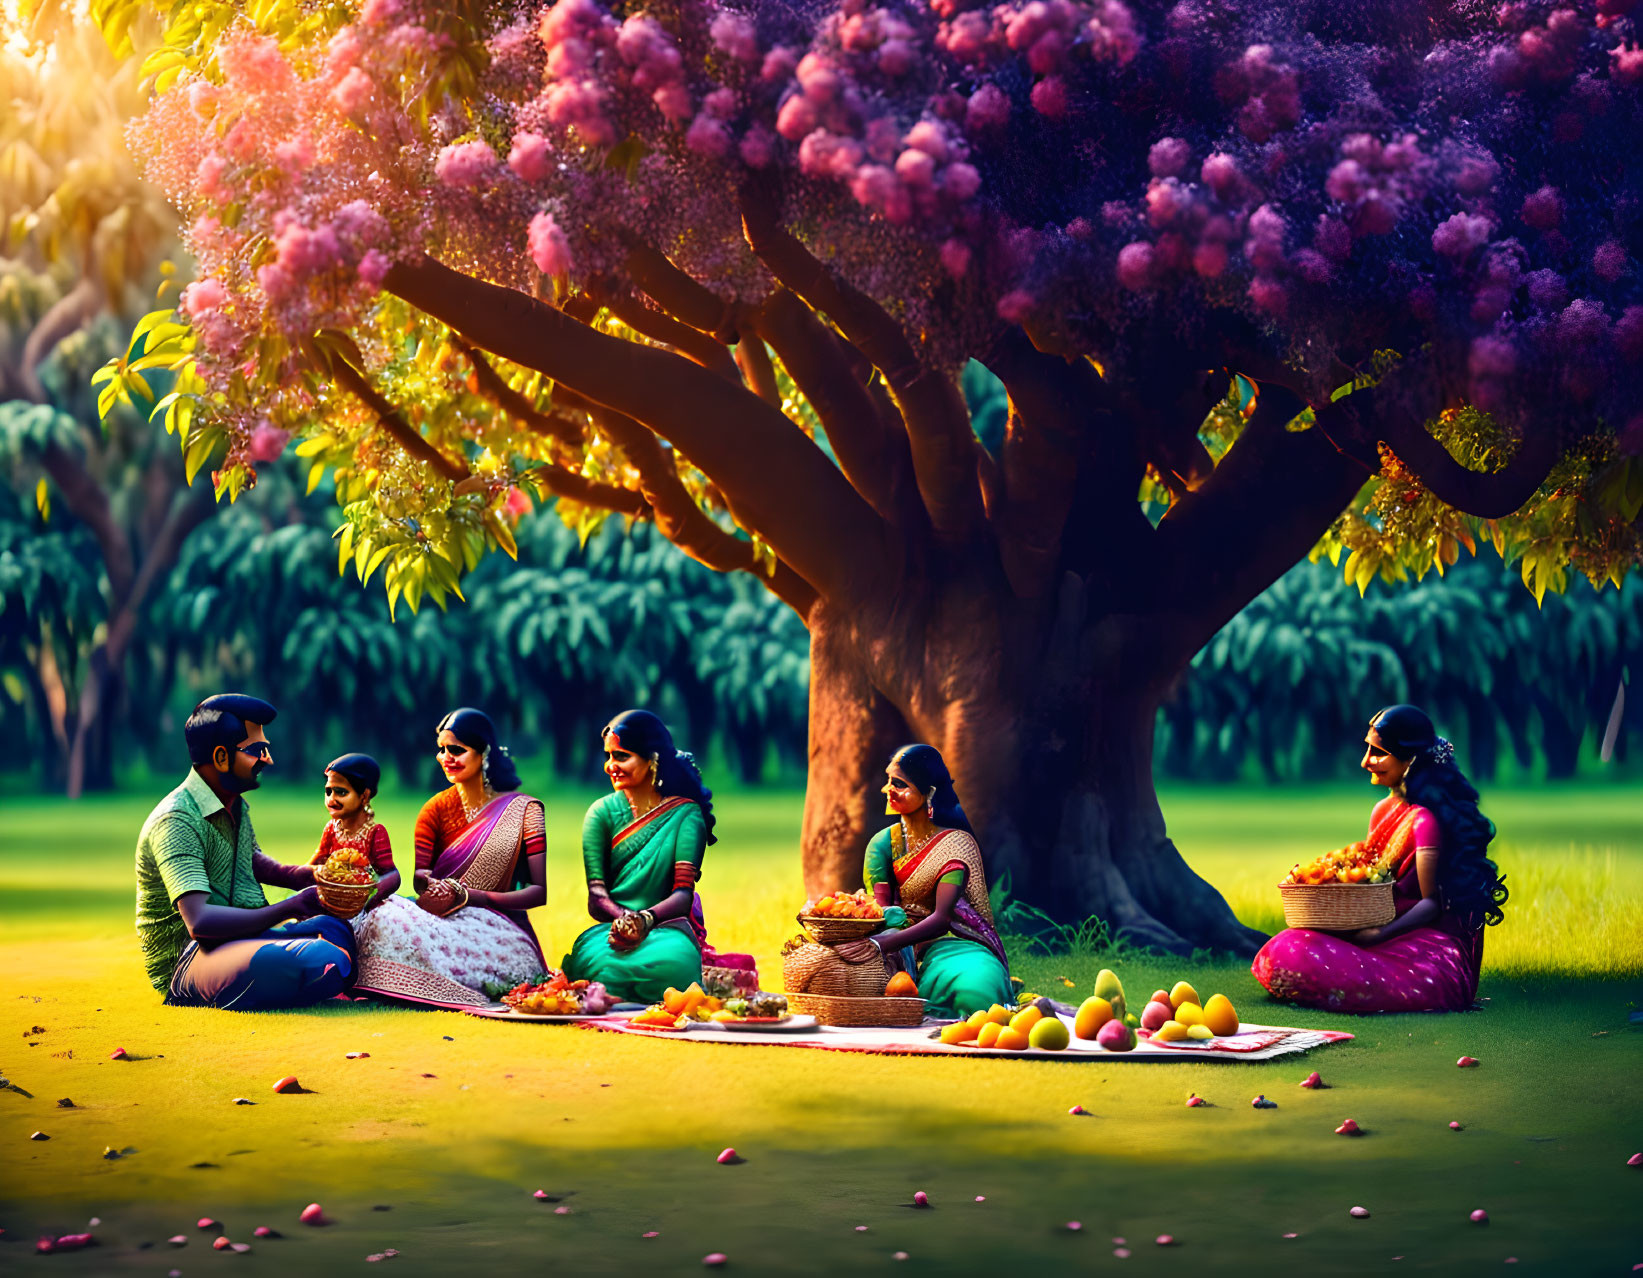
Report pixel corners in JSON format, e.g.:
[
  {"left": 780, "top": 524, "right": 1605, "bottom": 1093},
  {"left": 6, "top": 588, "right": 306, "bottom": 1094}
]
[{"left": 2, "top": 780, "right": 1640, "bottom": 1274}]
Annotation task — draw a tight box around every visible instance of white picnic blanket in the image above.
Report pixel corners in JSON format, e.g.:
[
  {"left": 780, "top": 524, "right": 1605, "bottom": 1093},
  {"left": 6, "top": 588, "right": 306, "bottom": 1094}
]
[{"left": 582, "top": 1015, "right": 1352, "bottom": 1061}]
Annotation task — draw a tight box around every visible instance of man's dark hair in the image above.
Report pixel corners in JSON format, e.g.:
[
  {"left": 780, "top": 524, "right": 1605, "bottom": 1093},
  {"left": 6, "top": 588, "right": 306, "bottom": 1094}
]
[{"left": 186, "top": 694, "right": 278, "bottom": 767}]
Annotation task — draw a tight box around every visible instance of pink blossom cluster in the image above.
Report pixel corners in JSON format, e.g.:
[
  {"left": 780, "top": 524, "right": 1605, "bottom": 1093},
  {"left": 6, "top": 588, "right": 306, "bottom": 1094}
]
[
  {"left": 1214, "top": 44, "right": 1301, "bottom": 144},
  {"left": 126, "top": 0, "right": 1643, "bottom": 453}
]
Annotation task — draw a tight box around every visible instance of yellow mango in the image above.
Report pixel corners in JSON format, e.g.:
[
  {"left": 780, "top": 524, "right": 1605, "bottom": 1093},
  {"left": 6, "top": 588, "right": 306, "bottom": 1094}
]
[
  {"left": 1175, "top": 1001, "right": 1206, "bottom": 1027},
  {"left": 976, "top": 1021, "right": 1004, "bottom": 1049},
  {"left": 996, "top": 1026, "right": 1031, "bottom": 1051},
  {"left": 1073, "top": 996, "right": 1115, "bottom": 1040},
  {"left": 986, "top": 1004, "right": 1013, "bottom": 1025},
  {"left": 940, "top": 1021, "right": 981, "bottom": 1045},
  {"left": 1187, "top": 1024, "right": 1214, "bottom": 1040},
  {"left": 1168, "top": 980, "right": 1201, "bottom": 1010},
  {"left": 1010, "top": 1005, "right": 1044, "bottom": 1035},
  {"left": 966, "top": 1008, "right": 991, "bottom": 1028},
  {"left": 1153, "top": 1020, "right": 1189, "bottom": 1042},
  {"left": 1202, "top": 993, "right": 1239, "bottom": 1037}
]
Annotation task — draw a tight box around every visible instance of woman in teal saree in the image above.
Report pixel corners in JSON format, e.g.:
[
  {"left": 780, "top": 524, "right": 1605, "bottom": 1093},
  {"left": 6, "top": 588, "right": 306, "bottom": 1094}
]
[
  {"left": 836, "top": 744, "right": 1013, "bottom": 1019},
  {"left": 562, "top": 710, "right": 716, "bottom": 1003}
]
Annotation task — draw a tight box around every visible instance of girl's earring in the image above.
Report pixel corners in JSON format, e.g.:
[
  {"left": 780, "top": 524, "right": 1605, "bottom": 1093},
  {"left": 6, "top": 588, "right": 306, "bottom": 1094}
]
[
  {"left": 652, "top": 758, "right": 663, "bottom": 792},
  {"left": 925, "top": 790, "right": 935, "bottom": 820},
  {"left": 482, "top": 747, "right": 491, "bottom": 785}
]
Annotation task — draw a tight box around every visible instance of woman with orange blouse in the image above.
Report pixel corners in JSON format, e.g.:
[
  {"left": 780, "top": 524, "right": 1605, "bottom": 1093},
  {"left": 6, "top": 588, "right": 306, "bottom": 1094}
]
[{"left": 352, "top": 708, "right": 547, "bottom": 1007}]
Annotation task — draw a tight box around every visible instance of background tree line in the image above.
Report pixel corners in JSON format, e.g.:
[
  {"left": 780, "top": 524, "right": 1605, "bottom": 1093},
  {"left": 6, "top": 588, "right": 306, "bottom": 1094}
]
[{"left": 2, "top": 432, "right": 1638, "bottom": 795}]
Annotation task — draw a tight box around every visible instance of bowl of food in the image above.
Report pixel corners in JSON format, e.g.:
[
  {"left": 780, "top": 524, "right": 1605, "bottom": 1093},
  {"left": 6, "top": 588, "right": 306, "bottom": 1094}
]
[
  {"left": 1279, "top": 842, "right": 1397, "bottom": 929},
  {"left": 798, "top": 888, "right": 885, "bottom": 944},
  {"left": 313, "top": 847, "right": 378, "bottom": 918}
]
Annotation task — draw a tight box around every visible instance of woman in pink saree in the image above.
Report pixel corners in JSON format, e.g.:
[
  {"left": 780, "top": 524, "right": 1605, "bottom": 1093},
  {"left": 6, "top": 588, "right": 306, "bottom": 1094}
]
[
  {"left": 1253, "top": 705, "right": 1508, "bottom": 1014},
  {"left": 353, "top": 708, "right": 547, "bottom": 1007}
]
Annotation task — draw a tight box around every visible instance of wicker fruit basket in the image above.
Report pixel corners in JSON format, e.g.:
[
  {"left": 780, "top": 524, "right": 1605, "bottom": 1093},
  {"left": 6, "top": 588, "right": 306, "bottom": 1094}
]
[
  {"left": 787, "top": 993, "right": 926, "bottom": 1028},
  {"left": 796, "top": 913, "right": 884, "bottom": 945},
  {"left": 314, "top": 867, "right": 377, "bottom": 919},
  {"left": 782, "top": 942, "right": 889, "bottom": 999},
  {"left": 1279, "top": 880, "right": 1396, "bottom": 930}
]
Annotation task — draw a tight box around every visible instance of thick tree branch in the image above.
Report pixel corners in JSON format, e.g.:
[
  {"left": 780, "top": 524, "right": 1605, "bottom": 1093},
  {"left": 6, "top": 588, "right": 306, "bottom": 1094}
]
[
  {"left": 1374, "top": 397, "right": 1560, "bottom": 518},
  {"left": 457, "top": 340, "right": 583, "bottom": 446},
  {"left": 619, "top": 233, "right": 737, "bottom": 339},
  {"left": 739, "top": 191, "right": 983, "bottom": 540},
  {"left": 587, "top": 403, "right": 817, "bottom": 616},
  {"left": 733, "top": 326, "right": 781, "bottom": 408},
  {"left": 1147, "top": 392, "right": 1367, "bottom": 664},
  {"left": 754, "top": 289, "right": 908, "bottom": 524},
  {"left": 979, "top": 331, "right": 1111, "bottom": 599},
  {"left": 331, "top": 359, "right": 468, "bottom": 482},
  {"left": 603, "top": 289, "right": 743, "bottom": 384},
  {"left": 386, "top": 255, "right": 887, "bottom": 603},
  {"left": 529, "top": 464, "right": 652, "bottom": 518}
]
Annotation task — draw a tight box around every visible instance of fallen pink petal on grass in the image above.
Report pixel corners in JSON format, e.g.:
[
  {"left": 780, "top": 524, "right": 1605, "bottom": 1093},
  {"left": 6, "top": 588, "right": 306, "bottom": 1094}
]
[
  {"left": 299, "top": 1203, "right": 324, "bottom": 1226},
  {"left": 703, "top": 1254, "right": 727, "bottom": 1267},
  {"left": 1457, "top": 1056, "right": 1480, "bottom": 1068},
  {"left": 912, "top": 1191, "right": 929, "bottom": 1207},
  {"left": 1350, "top": 1206, "right": 1370, "bottom": 1218},
  {"left": 1066, "top": 1221, "right": 1082, "bottom": 1231},
  {"left": 716, "top": 1148, "right": 741, "bottom": 1165},
  {"left": 1471, "top": 1209, "right": 1489, "bottom": 1223},
  {"left": 1156, "top": 1234, "right": 1175, "bottom": 1246}
]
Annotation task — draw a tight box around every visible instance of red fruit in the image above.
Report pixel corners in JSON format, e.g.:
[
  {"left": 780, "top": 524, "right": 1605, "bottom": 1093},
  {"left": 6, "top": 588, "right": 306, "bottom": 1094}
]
[{"left": 272, "top": 1076, "right": 301, "bottom": 1093}]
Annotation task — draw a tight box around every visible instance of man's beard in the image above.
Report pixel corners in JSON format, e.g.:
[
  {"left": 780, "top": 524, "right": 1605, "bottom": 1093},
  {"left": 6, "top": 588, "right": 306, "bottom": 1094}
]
[{"left": 227, "top": 762, "right": 267, "bottom": 794}]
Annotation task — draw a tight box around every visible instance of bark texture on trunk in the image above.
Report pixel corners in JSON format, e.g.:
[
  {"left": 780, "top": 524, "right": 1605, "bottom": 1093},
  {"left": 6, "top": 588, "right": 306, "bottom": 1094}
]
[{"left": 799, "top": 574, "right": 1269, "bottom": 956}]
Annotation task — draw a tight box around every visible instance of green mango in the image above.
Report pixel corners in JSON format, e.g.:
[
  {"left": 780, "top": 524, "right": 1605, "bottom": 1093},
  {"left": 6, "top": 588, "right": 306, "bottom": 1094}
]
[{"left": 1093, "top": 968, "right": 1127, "bottom": 1023}]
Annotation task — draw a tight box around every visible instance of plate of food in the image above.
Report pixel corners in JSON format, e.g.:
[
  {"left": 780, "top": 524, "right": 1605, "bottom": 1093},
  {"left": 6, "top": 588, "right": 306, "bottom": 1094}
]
[
  {"left": 463, "top": 972, "right": 617, "bottom": 1020},
  {"left": 466, "top": 1005, "right": 618, "bottom": 1022},
  {"left": 715, "top": 1014, "right": 818, "bottom": 1033},
  {"left": 706, "top": 993, "right": 813, "bottom": 1030}
]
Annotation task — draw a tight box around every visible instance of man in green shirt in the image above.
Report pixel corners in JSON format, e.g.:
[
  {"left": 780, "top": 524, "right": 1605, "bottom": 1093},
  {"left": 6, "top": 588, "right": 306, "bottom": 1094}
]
[{"left": 136, "top": 693, "right": 357, "bottom": 1008}]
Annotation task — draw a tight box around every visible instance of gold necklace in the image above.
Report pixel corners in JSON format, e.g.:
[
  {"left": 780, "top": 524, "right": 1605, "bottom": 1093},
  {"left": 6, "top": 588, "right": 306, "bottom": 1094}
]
[
  {"left": 328, "top": 814, "right": 376, "bottom": 846},
  {"left": 460, "top": 784, "right": 495, "bottom": 825},
  {"left": 900, "top": 818, "right": 939, "bottom": 858},
  {"left": 627, "top": 792, "right": 661, "bottom": 821}
]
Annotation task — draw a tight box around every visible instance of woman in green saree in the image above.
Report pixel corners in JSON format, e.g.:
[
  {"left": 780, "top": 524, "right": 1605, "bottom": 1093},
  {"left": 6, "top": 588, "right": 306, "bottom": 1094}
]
[
  {"left": 562, "top": 709, "right": 716, "bottom": 1004},
  {"left": 836, "top": 744, "right": 1013, "bottom": 1019}
]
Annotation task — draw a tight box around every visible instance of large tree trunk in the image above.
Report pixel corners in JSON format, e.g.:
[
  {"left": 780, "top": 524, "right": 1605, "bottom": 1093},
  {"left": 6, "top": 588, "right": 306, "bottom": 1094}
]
[{"left": 799, "top": 579, "right": 1269, "bottom": 957}]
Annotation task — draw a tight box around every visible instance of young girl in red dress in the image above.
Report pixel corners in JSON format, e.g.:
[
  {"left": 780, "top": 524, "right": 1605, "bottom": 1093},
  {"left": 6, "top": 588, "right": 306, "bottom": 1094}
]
[{"left": 309, "top": 753, "right": 400, "bottom": 912}]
